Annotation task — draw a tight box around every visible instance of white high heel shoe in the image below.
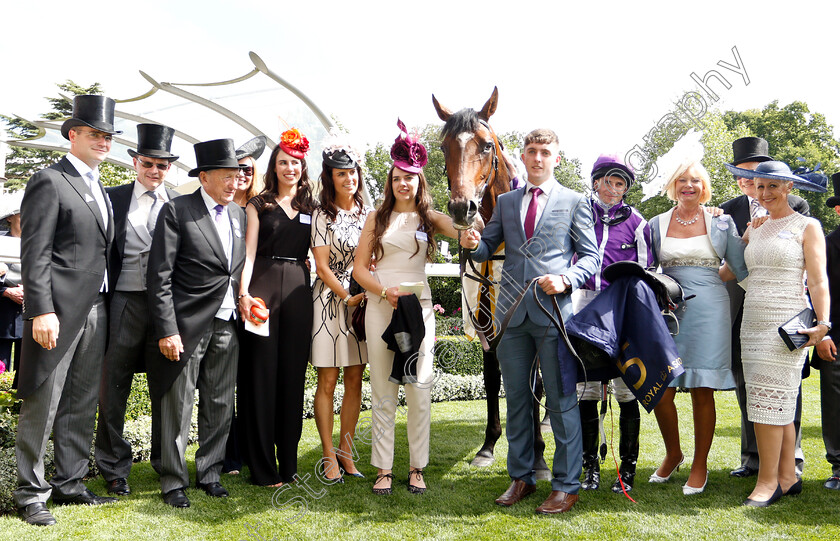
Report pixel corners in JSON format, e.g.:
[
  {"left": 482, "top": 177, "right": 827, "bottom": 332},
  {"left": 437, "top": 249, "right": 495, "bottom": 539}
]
[
  {"left": 649, "top": 455, "right": 685, "bottom": 483},
  {"left": 682, "top": 473, "right": 708, "bottom": 495}
]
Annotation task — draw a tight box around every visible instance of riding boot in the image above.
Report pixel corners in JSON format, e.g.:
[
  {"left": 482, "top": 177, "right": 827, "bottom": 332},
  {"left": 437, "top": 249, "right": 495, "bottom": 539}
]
[
  {"left": 612, "top": 400, "right": 640, "bottom": 493},
  {"left": 579, "top": 400, "right": 600, "bottom": 490}
]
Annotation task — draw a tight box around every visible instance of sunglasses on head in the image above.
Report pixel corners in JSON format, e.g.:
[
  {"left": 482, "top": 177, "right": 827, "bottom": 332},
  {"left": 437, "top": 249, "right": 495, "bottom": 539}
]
[{"left": 137, "top": 159, "right": 170, "bottom": 171}]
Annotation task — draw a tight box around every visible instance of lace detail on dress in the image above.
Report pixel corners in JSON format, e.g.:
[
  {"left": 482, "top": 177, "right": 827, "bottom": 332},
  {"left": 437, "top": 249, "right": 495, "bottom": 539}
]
[
  {"left": 741, "top": 212, "right": 811, "bottom": 425},
  {"left": 660, "top": 258, "right": 719, "bottom": 269}
]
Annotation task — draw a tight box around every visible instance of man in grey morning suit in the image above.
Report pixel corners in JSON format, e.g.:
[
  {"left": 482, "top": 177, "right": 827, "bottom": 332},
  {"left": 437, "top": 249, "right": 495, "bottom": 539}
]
[
  {"left": 14, "top": 95, "right": 119, "bottom": 526},
  {"left": 719, "top": 137, "right": 809, "bottom": 478},
  {"left": 461, "top": 129, "right": 600, "bottom": 514},
  {"left": 95, "top": 124, "right": 180, "bottom": 497},
  {"left": 147, "top": 139, "right": 246, "bottom": 508}
]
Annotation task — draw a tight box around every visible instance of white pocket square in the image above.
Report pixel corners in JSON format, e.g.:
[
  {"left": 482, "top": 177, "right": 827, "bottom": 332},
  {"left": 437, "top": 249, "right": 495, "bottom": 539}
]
[{"left": 84, "top": 193, "right": 95, "bottom": 203}]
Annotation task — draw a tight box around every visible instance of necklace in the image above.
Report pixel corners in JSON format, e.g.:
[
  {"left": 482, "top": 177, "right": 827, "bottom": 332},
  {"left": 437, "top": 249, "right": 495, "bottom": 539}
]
[{"left": 674, "top": 207, "right": 700, "bottom": 226}]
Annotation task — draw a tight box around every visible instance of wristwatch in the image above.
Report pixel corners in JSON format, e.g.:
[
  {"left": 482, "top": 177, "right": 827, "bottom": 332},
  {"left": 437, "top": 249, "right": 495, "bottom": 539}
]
[
  {"left": 380, "top": 287, "right": 388, "bottom": 299},
  {"left": 342, "top": 294, "right": 351, "bottom": 306},
  {"left": 818, "top": 320, "right": 833, "bottom": 331}
]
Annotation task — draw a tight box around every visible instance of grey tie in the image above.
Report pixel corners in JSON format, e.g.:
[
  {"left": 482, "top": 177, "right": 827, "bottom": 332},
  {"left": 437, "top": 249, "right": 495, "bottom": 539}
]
[
  {"left": 146, "top": 191, "right": 161, "bottom": 236},
  {"left": 85, "top": 171, "right": 109, "bottom": 229},
  {"left": 749, "top": 198, "right": 763, "bottom": 219}
]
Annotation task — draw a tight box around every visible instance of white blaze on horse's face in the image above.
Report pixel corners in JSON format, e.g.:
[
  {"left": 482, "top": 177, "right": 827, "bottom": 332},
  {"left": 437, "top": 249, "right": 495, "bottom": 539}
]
[
  {"left": 521, "top": 142, "right": 560, "bottom": 185},
  {"left": 392, "top": 167, "right": 420, "bottom": 203}
]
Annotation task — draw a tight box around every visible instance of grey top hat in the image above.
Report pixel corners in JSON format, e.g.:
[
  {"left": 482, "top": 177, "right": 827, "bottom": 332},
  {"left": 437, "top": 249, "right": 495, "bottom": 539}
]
[
  {"left": 188, "top": 139, "right": 247, "bottom": 177},
  {"left": 61, "top": 95, "right": 122, "bottom": 140},
  {"left": 127, "top": 123, "right": 179, "bottom": 161}
]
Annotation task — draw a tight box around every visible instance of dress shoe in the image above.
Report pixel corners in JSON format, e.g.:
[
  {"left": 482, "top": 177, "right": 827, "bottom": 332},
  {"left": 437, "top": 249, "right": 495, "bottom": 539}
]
[
  {"left": 17, "top": 502, "right": 56, "bottom": 526},
  {"left": 106, "top": 478, "right": 131, "bottom": 496},
  {"left": 372, "top": 473, "right": 394, "bottom": 495},
  {"left": 408, "top": 468, "right": 426, "bottom": 495},
  {"left": 197, "top": 481, "right": 229, "bottom": 498},
  {"left": 783, "top": 478, "right": 803, "bottom": 496},
  {"left": 163, "top": 488, "right": 190, "bottom": 508},
  {"left": 494, "top": 479, "right": 536, "bottom": 507},
  {"left": 535, "top": 491, "right": 579, "bottom": 514},
  {"left": 337, "top": 457, "right": 365, "bottom": 478},
  {"left": 823, "top": 476, "right": 840, "bottom": 490},
  {"left": 682, "top": 473, "right": 708, "bottom": 495},
  {"left": 730, "top": 466, "right": 758, "bottom": 478},
  {"left": 52, "top": 488, "right": 117, "bottom": 506},
  {"left": 649, "top": 455, "right": 685, "bottom": 483},
  {"left": 743, "top": 484, "right": 783, "bottom": 507}
]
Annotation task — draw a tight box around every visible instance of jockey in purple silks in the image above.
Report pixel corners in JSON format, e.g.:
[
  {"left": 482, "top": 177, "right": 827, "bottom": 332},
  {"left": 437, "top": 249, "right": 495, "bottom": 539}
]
[{"left": 572, "top": 154, "right": 652, "bottom": 494}]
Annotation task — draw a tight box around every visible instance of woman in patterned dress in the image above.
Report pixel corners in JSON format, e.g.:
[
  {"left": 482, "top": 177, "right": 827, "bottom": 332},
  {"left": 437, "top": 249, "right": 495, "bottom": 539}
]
[
  {"left": 310, "top": 137, "right": 371, "bottom": 481},
  {"left": 724, "top": 161, "right": 830, "bottom": 506}
]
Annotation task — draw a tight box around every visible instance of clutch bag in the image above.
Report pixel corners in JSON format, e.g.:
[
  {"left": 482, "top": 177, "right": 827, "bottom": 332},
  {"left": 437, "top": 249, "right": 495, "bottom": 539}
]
[{"left": 778, "top": 308, "right": 817, "bottom": 351}]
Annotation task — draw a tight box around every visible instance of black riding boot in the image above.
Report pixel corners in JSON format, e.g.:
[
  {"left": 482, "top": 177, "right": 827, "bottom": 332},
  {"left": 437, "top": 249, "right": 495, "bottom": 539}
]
[
  {"left": 579, "top": 400, "right": 600, "bottom": 490},
  {"left": 612, "top": 400, "right": 640, "bottom": 493}
]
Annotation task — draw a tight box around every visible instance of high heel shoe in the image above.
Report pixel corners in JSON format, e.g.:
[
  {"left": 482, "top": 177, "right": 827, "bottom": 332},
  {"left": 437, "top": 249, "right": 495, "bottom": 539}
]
[
  {"left": 649, "top": 455, "right": 685, "bottom": 483},
  {"left": 744, "top": 484, "right": 783, "bottom": 507},
  {"left": 783, "top": 478, "right": 802, "bottom": 496},
  {"left": 336, "top": 456, "right": 365, "bottom": 478},
  {"left": 682, "top": 473, "right": 708, "bottom": 495}
]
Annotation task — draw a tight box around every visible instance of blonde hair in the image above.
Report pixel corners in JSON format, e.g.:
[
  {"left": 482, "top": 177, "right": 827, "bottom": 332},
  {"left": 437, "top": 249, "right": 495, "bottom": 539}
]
[{"left": 662, "top": 161, "right": 712, "bottom": 204}]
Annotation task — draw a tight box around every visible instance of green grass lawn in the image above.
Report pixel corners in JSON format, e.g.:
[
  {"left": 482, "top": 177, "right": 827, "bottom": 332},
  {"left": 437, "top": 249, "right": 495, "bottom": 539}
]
[{"left": 2, "top": 375, "right": 839, "bottom": 540}]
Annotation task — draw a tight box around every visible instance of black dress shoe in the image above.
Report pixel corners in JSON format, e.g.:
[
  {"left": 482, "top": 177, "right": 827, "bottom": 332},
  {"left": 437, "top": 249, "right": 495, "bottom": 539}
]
[
  {"left": 106, "top": 478, "right": 131, "bottom": 496},
  {"left": 743, "top": 484, "right": 783, "bottom": 507},
  {"left": 163, "top": 488, "right": 190, "bottom": 508},
  {"left": 824, "top": 476, "right": 840, "bottom": 490},
  {"left": 53, "top": 488, "right": 117, "bottom": 506},
  {"left": 730, "top": 466, "right": 758, "bottom": 478},
  {"left": 197, "top": 481, "right": 229, "bottom": 498},
  {"left": 783, "top": 478, "right": 803, "bottom": 496},
  {"left": 18, "top": 502, "right": 57, "bottom": 526}
]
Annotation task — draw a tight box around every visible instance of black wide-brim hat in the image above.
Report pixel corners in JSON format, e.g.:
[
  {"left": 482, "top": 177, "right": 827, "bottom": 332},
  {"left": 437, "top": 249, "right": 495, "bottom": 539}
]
[
  {"left": 188, "top": 139, "right": 247, "bottom": 177},
  {"left": 127, "top": 123, "right": 179, "bottom": 161},
  {"left": 236, "top": 136, "right": 267, "bottom": 161},
  {"left": 61, "top": 95, "right": 122, "bottom": 140},
  {"left": 724, "top": 161, "right": 828, "bottom": 193},
  {"left": 729, "top": 136, "right": 772, "bottom": 166},
  {"left": 827, "top": 172, "right": 840, "bottom": 207}
]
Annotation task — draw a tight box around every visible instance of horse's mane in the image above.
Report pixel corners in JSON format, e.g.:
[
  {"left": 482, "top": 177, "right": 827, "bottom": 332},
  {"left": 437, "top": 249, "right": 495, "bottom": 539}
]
[{"left": 442, "top": 108, "right": 480, "bottom": 138}]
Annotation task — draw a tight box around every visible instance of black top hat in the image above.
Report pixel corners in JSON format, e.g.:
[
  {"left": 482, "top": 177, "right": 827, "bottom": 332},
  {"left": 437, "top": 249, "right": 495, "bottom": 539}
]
[
  {"left": 827, "top": 172, "right": 840, "bottom": 207},
  {"left": 729, "top": 137, "right": 773, "bottom": 166},
  {"left": 236, "top": 136, "right": 267, "bottom": 161},
  {"left": 61, "top": 95, "right": 122, "bottom": 140},
  {"left": 188, "top": 139, "right": 246, "bottom": 177},
  {"left": 127, "top": 123, "right": 179, "bottom": 161}
]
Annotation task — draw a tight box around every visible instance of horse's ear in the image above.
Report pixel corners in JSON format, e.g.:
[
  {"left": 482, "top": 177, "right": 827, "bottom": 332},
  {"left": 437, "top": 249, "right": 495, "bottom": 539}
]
[
  {"left": 478, "top": 87, "right": 499, "bottom": 121},
  {"left": 432, "top": 94, "right": 453, "bottom": 121}
]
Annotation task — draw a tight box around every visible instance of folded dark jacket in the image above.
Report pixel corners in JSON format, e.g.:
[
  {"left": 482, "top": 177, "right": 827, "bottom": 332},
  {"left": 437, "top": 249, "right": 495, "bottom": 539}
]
[{"left": 382, "top": 294, "right": 425, "bottom": 385}]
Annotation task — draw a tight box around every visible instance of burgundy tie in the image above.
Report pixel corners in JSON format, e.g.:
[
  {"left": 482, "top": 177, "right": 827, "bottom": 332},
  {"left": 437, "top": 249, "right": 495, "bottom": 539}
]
[{"left": 524, "top": 187, "right": 542, "bottom": 239}]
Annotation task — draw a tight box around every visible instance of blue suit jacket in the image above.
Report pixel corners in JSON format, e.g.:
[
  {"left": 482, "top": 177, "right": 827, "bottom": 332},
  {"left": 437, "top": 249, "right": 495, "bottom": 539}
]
[{"left": 472, "top": 182, "right": 601, "bottom": 327}]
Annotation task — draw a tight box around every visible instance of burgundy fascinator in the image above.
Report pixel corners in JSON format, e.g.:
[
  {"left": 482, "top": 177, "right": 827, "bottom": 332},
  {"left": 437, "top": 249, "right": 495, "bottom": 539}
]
[
  {"left": 278, "top": 128, "right": 310, "bottom": 159},
  {"left": 390, "top": 118, "right": 428, "bottom": 174}
]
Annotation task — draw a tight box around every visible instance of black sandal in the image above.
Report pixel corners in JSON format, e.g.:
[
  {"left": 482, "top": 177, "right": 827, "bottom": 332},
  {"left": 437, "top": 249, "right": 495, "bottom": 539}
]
[
  {"left": 408, "top": 469, "right": 426, "bottom": 494},
  {"left": 372, "top": 473, "right": 394, "bottom": 495}
]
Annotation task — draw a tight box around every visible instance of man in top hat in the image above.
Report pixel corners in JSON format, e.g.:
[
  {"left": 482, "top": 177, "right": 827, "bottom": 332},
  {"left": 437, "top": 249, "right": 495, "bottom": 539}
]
[
  {"left": 720, "top": 136, "right": 809, "bottom": 479},
  {"left": 146, "top": 139, "right": 246, "bottom": 508},
  {"left": 14, "top": 95, "right": 119, "bottom": 526},
  {"left": 814, "top": 172, "right": 840, "bottom": 490},
  {"left": 94, "top": 124, "right": 181, "bottom": 496}
]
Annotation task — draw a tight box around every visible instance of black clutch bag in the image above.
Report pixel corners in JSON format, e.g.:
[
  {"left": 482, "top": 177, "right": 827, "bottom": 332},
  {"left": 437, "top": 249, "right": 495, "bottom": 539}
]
[
  {"left": 778, "top": 308, "right": 817, "bottom": 351},
  {"left": 348, "top": 276, "right": 364, "bottom": 297}
]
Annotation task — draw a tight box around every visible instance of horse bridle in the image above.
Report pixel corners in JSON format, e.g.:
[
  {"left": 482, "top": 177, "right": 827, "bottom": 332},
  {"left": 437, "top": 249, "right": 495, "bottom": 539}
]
[{"left": 446, "top": 119, "right": 500, "bottom": 230}]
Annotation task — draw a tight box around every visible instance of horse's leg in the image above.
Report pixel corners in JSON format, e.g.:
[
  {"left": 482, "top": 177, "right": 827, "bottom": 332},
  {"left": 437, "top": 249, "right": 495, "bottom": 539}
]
[
  {"left": 532, "top": 371, "right": 551, "bottom": 480},
  {"left": 472, "top": 350, "right": 502, "bottom": 467}
]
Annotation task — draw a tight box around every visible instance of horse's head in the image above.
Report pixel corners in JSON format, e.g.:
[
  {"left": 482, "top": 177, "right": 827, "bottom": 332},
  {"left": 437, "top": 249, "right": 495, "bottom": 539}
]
[{"left": 433, "top": 87, "right": 503, "bottom": 230}]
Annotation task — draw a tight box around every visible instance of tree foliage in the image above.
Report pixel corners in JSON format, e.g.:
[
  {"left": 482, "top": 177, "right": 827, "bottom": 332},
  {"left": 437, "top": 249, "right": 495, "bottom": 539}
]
[{"left": 2, "top": 80, "right": 133, "bottom": 190}]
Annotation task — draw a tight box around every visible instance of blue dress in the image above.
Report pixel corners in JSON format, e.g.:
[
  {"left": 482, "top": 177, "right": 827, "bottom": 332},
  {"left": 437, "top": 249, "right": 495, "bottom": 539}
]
[{"left": 650, "top": 210, "right": 748, "bottom": 390}]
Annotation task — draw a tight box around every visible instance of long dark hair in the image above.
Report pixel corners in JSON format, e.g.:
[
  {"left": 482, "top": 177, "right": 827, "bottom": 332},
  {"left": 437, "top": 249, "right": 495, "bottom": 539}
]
[
  {"left": 372, "top": 166, "right": 436, "bottom": 262},
  {"left": 319, "top": 163, "right": 365, "bottom": 222},
  {"left": 260, "top": 144, "right": 315, "bottom": 213}
]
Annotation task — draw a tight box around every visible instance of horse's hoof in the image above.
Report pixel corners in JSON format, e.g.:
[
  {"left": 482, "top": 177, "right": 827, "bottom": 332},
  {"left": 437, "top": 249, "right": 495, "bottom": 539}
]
[
  {"left": 471, "top": 455, "right": 495, "bottom": 468},
  {"left": 535, "top": 468, "right": 551, "bottom": 481}
]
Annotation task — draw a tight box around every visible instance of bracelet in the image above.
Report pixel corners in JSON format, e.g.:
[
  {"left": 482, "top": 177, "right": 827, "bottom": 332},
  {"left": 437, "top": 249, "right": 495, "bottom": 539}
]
[
  {"left": 380, "top": 287, "right": 388, "bottom": 299},
  {"left": 342, "top": 294, "right": 351, "bottom": 306},
  {"left": 238, "top": 293, "right": 249, "bottom": 299},
  {"left": 818, "top": 320, "right": 833, "bottom": 331}
]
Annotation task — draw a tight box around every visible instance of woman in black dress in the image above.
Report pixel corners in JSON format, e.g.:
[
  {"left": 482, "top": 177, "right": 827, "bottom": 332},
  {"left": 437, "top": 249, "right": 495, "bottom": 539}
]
[{"left": 238, "top": 128, "right": 314, "bottom": 486}]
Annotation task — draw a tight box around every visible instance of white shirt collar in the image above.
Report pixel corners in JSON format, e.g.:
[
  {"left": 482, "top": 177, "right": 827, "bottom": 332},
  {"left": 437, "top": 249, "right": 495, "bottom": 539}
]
[
  {"left": 199, "top": 186, "right": 228, "bottom": 215},
  {"left": 525, "top": 177, "right": 556, "bottom": 196},
  {"left": 132, "top": 180, "right": 168, "bottom": 202},
  {"left": 65, "top": 152, "right": 97, "bottom": 181}
]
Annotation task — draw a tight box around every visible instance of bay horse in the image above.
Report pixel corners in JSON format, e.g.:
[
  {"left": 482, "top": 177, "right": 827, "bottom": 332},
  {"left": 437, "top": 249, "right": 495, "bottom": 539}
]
[{"left": 432, "top": 87, "right": 549, "bottom": 478}]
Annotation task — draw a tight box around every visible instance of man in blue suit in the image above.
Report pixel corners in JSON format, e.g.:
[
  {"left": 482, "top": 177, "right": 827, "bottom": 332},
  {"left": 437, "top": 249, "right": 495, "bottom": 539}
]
[{"left": 461, "top": 129, "right": 600, "bottom": 514}]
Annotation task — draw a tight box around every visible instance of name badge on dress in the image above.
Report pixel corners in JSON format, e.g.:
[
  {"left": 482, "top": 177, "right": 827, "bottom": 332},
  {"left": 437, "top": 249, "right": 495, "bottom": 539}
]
[
  {"left": 232, "top": 218, "right": 242, "bottom": 238},
  {"left": 300, "top": 213, "right": 312, "bottom": 225},
  {"left": 778, "top": 230, "right": 794, "bottom": 239},
  {"left": 415, "top": 231, "right": 428, "bottom": 242},
  {"left": 716, "top": 221, "right": 729, "bottom": 231}
]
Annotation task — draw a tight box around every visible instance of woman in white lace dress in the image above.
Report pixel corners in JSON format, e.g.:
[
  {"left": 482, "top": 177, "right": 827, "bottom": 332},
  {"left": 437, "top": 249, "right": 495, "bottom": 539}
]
[{"left": 724, "top": 160, "right": 830, "bottom": 507}]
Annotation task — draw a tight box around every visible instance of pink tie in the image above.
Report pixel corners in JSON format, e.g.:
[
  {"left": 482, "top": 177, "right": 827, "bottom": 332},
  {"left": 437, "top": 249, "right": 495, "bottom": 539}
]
[{"left": 524, "top": 187, "right": 542, "bottom": 239}]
